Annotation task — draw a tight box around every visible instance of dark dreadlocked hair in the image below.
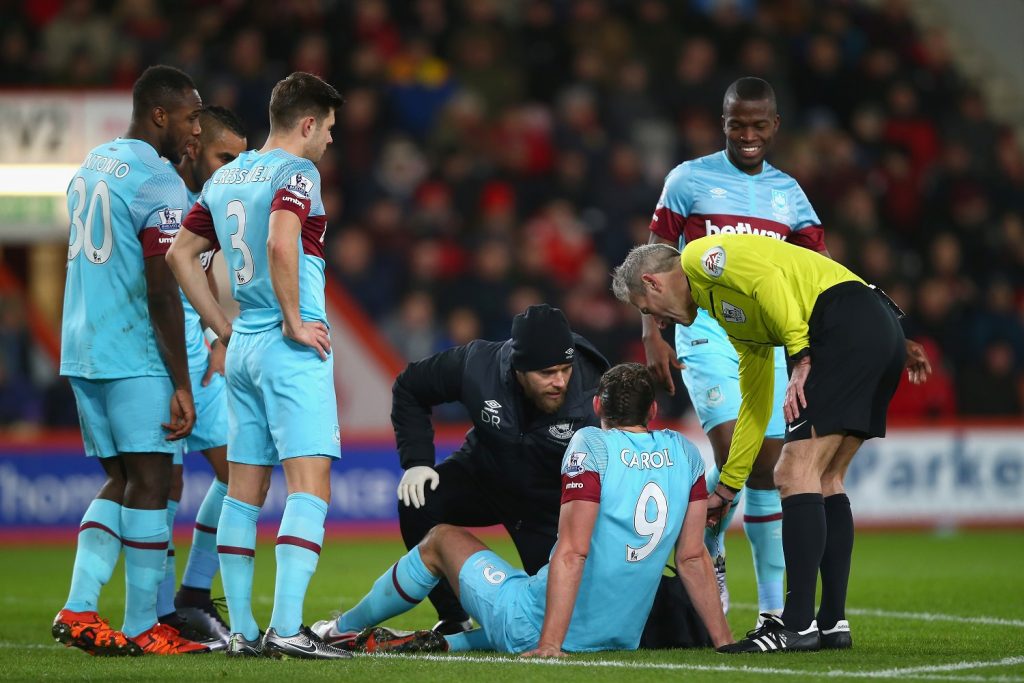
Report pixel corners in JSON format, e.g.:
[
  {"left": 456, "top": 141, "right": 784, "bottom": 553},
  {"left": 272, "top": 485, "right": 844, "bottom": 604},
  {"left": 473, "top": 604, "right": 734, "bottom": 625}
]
[{"left": 597, "top": 363, "right": 656, "bottom": 428}]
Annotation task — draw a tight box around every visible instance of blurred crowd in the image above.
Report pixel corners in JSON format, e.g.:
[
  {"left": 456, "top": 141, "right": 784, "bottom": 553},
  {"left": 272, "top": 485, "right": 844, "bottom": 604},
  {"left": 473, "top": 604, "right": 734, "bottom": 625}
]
[{"left": 2, "top": 0, "right": 1023, "bottom": 425}]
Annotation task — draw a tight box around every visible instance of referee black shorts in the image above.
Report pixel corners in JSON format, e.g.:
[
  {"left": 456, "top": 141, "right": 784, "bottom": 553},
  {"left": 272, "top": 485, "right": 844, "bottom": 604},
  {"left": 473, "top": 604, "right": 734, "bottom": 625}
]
[{"left": 785, "top": 281, "right": 906, "bottom": 443}]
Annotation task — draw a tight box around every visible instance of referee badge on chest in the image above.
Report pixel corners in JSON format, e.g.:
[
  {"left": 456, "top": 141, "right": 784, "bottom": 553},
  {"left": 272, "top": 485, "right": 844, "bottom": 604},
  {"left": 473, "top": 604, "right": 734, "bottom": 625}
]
[{"left": 721, "top": 300, "right": 746, "bottom": 323}]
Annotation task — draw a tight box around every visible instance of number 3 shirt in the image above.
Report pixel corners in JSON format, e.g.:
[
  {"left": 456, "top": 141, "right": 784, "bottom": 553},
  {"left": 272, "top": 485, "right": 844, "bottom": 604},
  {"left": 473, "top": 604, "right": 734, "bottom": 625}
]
[
  {"left": 61, "top": 138, "right": 190, "bottom": 379},
  {"left": 525, "top": 426, "right": 706, "bottom": 651},
  {"left": 182, "top": 148, "right": 328, "bottom": 334}
]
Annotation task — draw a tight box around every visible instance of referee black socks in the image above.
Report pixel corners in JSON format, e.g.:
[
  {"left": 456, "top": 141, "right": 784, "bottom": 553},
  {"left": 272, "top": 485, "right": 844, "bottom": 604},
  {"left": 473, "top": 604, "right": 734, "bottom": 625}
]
[
  {"left": 780, "top": 493, "right": 825, "bottom": 632},
  {"left": 817, "top": 493, "right": 854, "bottom": 631}
]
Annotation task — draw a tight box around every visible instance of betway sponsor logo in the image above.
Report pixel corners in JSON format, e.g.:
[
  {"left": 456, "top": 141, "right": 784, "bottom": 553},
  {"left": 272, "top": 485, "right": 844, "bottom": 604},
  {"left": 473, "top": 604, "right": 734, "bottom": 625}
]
[{"left": 705, "top": 219, "right": 784, "bottom": 240}]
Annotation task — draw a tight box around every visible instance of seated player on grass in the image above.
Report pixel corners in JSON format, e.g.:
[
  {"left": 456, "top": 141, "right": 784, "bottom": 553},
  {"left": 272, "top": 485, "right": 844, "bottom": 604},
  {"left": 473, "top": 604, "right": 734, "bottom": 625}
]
[{"left": 312, "top": 363, "right": 734, "bottom": 655}]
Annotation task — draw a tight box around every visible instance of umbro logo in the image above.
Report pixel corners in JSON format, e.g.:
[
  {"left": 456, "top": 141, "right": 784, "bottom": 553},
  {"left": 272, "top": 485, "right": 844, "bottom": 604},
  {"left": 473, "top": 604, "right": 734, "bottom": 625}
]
[{"left": 481, "top": 399, "right": 502, "bottom": 428}]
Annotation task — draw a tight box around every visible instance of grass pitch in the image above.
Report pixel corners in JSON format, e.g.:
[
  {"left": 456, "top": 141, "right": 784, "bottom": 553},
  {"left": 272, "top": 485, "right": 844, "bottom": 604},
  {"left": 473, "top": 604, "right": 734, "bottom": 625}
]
[{"left": 1, "top": 530, "right": 1022, "bottom": 681}]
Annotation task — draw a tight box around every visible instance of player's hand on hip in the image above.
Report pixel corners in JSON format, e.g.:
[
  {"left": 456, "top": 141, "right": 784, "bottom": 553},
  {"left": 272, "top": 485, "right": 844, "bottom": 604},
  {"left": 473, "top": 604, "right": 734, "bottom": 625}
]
[
  {"left": 643, "top": 333, "right": 683, "bottom": 395},
  {"left": 783, "top": 357, "right": 811, "bottom": 423},
  {"left": 397, "top": 466, "right": 439, "bottom": 508},
  {"left": 904, "top": 339, "right": 932, "bottom": 385},
  {"left": 520, "top": 643, "right": 567, "bottom": 658},
  {"left": 284, "top": 320, "right": 332, "bottom": 360},
  {"left": 202, "top": 338, "right": 227, "bottom": 386},
  {"left": 163, "top": 388, "right": 195, "bottom": 441}
]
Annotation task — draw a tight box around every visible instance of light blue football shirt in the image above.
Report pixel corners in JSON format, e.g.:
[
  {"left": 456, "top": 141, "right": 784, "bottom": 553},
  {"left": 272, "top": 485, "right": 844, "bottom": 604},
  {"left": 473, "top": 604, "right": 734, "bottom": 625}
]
[
  {"left": 187, "top": 149, "right": 328, "bottom": 334},
  {"left": 650, "top": 150, "right": 824, "bottom": 359},
  {"left": 60, "top": 138, "right": 190, "bottom": 379},
  {"left": 526, "top": 426, "right": 705, "bottom": 652}
]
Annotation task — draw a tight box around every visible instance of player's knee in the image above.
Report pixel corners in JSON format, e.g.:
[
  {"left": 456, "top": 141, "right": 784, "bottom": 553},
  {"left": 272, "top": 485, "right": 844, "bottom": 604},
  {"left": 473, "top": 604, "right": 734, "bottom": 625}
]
[
  {"left": 819, "top": 473, "right": 845, "bottom": 497},
  {"left": 256, "top": 474, "right": 272, "bottom": 502},
  {"left": 772, "top": 457, "right": 795, "bottom": 487},
  {"left": 129, "top": 466, "right": 172, "bottom": 503},
  {"left": 203, "top": 447, "right": 229, "bottom": 482},
  {"left": 424, "top": 523, "right": 457, "bottom": 546},
  {"left": 419, "top": 524, "right": 455, "bottom": 568},
  {"left": 168, "top": 465, "right": 184, "bottom": 501},
  {"left": 100, "top": 469, "right": 127, "bottom": 492},
  {"left": 746, "top": 463, "right": 777, "bottom": 489},
  {"left": 97, "top": 477, "right": 127, "bottom": 504}
]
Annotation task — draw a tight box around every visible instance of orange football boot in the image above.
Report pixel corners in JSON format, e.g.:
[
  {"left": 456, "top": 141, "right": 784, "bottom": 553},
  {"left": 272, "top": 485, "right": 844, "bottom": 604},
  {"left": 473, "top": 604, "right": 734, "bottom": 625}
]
[
  {"left": 130, "top": 623, "right": 211, "bottom": 655},
  {"left": 52, "top": 609, "right": 142, "bottom": 657}
]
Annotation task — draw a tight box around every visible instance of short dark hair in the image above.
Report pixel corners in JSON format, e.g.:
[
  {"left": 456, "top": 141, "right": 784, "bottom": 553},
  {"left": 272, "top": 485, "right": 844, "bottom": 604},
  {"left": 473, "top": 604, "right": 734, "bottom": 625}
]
[
  {"left": 200, "top": 105, "right": 247, "bottom": 140},
  {"left": 597, "top": 363, "right": 656, "bottom": 428},
  {"left": 132, "top": 65, "right": 196, "bottom": 118},
  {"left": 269, "top": 72, "right": 345, "bottom": 131},
  {"left": 723, "top": 76, "right": 777, "bottom": 111}
]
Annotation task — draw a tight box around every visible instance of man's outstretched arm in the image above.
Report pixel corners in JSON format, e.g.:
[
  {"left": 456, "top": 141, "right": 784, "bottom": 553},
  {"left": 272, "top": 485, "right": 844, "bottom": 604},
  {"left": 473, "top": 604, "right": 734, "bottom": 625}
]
[{"left": 521, "top": 499, "right": 598, "bottom": 658}]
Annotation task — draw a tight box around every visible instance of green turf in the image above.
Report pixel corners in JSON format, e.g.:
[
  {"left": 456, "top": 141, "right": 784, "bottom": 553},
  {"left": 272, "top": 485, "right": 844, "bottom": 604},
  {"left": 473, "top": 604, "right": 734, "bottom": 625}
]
[{"left": 2, "top": 530, "right": 1022, "bottom": 681}]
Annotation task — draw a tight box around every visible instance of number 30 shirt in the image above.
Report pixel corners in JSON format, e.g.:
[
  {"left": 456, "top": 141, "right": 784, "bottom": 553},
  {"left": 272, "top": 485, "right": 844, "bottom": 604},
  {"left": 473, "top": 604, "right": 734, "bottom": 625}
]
[
  {"left": 182, "top": 149, "right": 328, "bottom": 334},
  {"left": 60, "top": 138, "right": 190, "bottom": 379},
  {"left": 524, "top": 426, "right": 706, "bottom": 652}
]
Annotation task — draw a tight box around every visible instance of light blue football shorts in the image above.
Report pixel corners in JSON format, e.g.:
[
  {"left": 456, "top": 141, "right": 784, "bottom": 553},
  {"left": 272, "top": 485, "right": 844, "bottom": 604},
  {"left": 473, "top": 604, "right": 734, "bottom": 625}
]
[
  {"left": 680, "top": 344, "right": 788, "bottom": 439},
  {"left": 69, "top": 375, "right": 184, "bottom": 459},
  {"left": 176, "top": 370, "right": 229, "bottom": 464},
  {"left": 225, "top": 327, "right": 341, "bottom": 466},
  {"left": 457, "top": 550, "right": 540, "bottom": 654}
]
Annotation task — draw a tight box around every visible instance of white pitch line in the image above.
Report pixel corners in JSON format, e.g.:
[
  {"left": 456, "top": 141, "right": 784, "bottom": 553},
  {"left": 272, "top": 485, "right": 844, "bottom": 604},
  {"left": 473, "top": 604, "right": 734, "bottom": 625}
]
[
  {"left": 374, "top": 653, "right": 1024, "bottom": 682},
  {"left": 732, "top": 603, "right": 1024, "bottom": 629},
  {"left": 914, "top": 676, "right": 1024, "bottom": 683},
  {"left": 0, "top": 642, "right": 58, "bottom": 649},
  {"left": 877, "top": 657, "right": 1024, "bottom": 674},
  {"left": 7, "top": 642, "right": 1022, "bottom": 681}
]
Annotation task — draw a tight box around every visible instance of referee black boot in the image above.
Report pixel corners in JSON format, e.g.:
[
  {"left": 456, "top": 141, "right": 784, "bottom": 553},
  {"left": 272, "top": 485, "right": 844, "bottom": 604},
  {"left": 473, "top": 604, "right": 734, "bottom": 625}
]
[
  {"left": 717, "top": 614, "right": 820, "bottom": 654},
  {"left": 820, "top": 620, "right": 852, "bottom": 649}
]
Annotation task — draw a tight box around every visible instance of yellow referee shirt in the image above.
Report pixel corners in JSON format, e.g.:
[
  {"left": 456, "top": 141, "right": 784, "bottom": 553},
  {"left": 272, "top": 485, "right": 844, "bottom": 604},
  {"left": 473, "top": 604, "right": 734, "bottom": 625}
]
[{"left": 681, "top": 234, "right": 865, "bottom": 490}]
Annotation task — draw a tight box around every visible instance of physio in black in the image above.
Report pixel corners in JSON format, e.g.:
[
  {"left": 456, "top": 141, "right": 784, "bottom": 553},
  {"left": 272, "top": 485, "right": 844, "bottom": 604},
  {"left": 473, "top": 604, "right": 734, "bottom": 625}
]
[{"left": 391, "top": 304, "right": 610, "bottom": 633}]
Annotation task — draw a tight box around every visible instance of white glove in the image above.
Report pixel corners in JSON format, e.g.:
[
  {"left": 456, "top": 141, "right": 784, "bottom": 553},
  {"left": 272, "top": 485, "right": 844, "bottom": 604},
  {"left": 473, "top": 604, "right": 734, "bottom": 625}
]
[{"left": 397, "top": 466, "right": 440, "bottom": 509}]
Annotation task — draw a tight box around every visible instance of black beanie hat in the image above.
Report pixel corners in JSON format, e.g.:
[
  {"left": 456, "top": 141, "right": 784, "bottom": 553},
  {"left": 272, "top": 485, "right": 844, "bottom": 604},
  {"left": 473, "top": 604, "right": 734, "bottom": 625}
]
[{"left": 510, "top": 304, "right": 575, "bottom": 371}]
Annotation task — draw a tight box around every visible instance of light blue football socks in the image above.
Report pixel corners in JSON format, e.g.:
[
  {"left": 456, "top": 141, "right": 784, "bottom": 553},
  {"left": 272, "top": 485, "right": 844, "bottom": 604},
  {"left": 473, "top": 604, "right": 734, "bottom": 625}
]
[
  {"left": 336, "top": 546, "right": 439, "bottom": 633},
  {"left": 121, "top": 507, "right": 168, "bottom": 637},
  {"left": 269, "top": 493, "right": 329, "bottom": 637},
  {"left": 743, "top": 487, "right": 785, "bottom": 613},
  {"left": 181, "top": 478, "right": 227, "bottom": 590},
  {"left": 64, "top": 498, "right": 123, "bottom": 613},
  {"left": 704, "top": 464, "right": 784, "bottom": 612},
  {"left": 217, "top": 496, "right": 260, "bottom": 641},
  {"left": 155, "top": 499, "right": 179, "bottom": 617},
  {"left": 444, "top": 627, "right": 491, "bottom": 652}
]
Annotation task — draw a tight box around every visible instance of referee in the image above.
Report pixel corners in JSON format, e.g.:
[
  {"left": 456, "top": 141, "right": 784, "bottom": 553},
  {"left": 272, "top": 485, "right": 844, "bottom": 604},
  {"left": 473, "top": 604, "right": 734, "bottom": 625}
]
[
  {"left": 612, "top": 235, "right": 931, "bottom": 653},
  {"left": 390, "top": 304, "right": 609, "bottom": 634}
]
